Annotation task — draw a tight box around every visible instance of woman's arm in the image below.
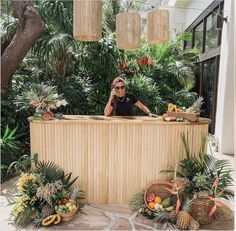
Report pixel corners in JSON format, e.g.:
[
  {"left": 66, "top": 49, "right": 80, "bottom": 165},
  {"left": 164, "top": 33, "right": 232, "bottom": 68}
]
[
  {"left": 104, "top": 96, "right": 114, "bottom": 116},
  {"left": 104, "top": 89, "right": 118, "bottom": 116},
  {"left": 135, "top": 101, "right": 158, "bottom": 117}
]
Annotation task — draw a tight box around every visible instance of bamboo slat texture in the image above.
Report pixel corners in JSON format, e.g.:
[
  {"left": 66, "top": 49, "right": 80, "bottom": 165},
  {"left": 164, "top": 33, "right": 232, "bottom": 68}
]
[{"left": 29, "top": 116, "right": 210, "bottom": 203}]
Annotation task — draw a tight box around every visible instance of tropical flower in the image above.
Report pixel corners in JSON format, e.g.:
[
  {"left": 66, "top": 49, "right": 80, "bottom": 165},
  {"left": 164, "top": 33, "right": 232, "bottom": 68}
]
[
  {"left": 165, "top": 178, "right": 189, "bottom": 213},
  {"left": 14, "top": 83, "right": 68, "bottom": 112},
  {"left": 136, "top": 55, "right": 154, "bottom": 67}
]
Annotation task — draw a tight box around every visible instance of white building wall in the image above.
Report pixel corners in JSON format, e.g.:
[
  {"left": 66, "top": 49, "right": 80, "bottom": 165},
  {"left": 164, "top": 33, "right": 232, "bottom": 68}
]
[
  {"left": 182, "top": 0, "right": 214, "bottom": 29},
  {"left": 215, "top": 0, "right": 235, "bottom": 155}
]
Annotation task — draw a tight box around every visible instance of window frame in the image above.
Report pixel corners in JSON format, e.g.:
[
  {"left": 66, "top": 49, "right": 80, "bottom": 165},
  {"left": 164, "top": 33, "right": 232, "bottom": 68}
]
[{"left": 184, "top": 0, "right": 224, "bottom": 133}]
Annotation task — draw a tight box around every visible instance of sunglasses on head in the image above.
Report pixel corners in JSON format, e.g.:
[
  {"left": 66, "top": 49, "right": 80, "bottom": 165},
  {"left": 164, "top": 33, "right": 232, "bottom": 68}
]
[{"left": 115, "top": 86, "right": 125, "bottom": 90}]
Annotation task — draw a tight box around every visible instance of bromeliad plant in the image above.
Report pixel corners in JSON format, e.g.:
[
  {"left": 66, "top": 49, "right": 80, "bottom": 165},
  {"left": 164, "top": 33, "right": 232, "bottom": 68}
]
[
  {"left": 14, "top": 83, "right": 68, "bottom": 112},
  {"left": 8, "top": 156, "right": 85, "bottom": 227}
]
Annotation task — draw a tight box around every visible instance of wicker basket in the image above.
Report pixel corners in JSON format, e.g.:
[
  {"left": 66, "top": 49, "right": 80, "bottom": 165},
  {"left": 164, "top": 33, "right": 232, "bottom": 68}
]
[
  {"left": 190, "top": 198, "right": 214, "bottom": 225},
  {"left": 144, "top": 182, "right": 181, "bottom": 211},
  {"left": 56, "top": 206, "right": 78, "bottom": 221},
  {"left": 167, "top": 112, "right": 200, "bottom": 122}
]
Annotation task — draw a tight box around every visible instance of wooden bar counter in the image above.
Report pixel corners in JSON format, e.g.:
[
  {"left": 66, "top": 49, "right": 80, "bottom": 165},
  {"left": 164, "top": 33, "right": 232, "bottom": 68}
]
[{"left": 29, "top": 115, "right": 210, "bottom": 204}]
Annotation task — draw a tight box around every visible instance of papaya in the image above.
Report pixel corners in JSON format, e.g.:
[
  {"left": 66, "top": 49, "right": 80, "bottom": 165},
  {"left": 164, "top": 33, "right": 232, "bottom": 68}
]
[
  {"left": 42, "top": 215, "right": 56, "bottom": 226},
  {"left": 53, "top": 214, "right": 61, "bottom": 224},
  {"left": 161, "top": 198, "right": 172, "bottom": 208}
]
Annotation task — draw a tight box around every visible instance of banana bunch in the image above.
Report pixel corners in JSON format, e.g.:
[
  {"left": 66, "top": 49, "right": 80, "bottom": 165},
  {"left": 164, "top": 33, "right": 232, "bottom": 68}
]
[{"left": 168, "top": 103, "right": 182, "bottom": 113}]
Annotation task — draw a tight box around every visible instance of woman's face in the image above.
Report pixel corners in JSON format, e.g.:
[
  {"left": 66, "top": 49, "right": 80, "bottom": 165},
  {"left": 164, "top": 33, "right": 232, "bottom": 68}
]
[{"left": 114, "top": 81, "right": 125, "bottom": 96}]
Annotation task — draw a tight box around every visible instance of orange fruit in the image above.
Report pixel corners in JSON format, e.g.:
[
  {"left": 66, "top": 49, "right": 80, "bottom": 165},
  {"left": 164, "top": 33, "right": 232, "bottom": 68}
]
[
  {"left": 148, "top": 202, "right": 155, "bottom": 209},
  {"left": 154, "top": 196, "right": 162, "bottom": 204}
]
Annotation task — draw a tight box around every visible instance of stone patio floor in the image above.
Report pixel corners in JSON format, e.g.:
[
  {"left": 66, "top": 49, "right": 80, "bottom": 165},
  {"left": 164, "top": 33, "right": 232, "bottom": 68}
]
[{"left": 1, "top": 177, "right": 234, "bottom": 230}]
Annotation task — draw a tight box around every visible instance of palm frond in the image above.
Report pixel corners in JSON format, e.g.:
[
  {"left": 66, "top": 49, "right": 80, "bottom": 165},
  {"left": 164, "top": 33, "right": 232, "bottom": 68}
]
[
  {"left": 62, "top": 172, "right": 79, "bottom": 189},
  {"left": 34, "top": 160, "right": 64, "bottom": 183}
]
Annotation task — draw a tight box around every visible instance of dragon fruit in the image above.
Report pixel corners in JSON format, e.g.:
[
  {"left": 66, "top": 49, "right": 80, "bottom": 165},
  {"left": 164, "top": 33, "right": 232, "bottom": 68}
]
[{"left": 147, "top": 193, "right": 155, "bottom": 202}]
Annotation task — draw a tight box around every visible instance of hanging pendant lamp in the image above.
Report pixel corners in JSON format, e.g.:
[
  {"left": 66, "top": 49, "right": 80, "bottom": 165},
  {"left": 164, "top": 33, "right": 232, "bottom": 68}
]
[
  {"left": 116, "top": 12, "right": 141, "bottom": 50},
  {"left": 147, "top": 10, "right": 169, "bottom": 44},
  {"left": 73, "top": 0, "right": 103, "bottom": 41}
]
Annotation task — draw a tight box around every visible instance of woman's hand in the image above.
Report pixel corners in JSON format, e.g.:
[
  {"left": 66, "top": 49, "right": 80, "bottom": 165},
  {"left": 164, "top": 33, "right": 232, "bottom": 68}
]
[
  {"left": 148, "top": 112, "right": 158, "bottom": 117},
  {"left": 110, "top": 88, "right": 120, "bottom": 98}
]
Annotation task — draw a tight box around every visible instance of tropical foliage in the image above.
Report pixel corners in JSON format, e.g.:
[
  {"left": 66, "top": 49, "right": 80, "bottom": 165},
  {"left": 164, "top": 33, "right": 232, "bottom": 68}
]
[
  {"left": 8, "top": 156, "right": 84, "bottom": 226},
  {"left": 160, "top": 133, "right": 234, "bottom": 200},
  {"left": 1, "top": 0, "right": 200, "bottom": 181}
]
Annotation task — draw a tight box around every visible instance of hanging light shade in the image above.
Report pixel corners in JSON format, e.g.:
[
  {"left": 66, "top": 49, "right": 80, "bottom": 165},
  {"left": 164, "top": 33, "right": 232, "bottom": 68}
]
[
  {"left": 147, "top": 10, "right": 169, "bottom": 44},
  {"left": 116, "top": 12, "right": 141, "bottom": 50},
  {"left": 73, "top": 0, "right": 103, "bottom": 41}
]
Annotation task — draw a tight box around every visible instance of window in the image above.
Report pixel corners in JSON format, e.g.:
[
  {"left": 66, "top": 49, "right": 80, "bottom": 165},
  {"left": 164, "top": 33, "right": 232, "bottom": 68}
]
[
  {"left": 205, "top": 7, "right": 219, "bottom": 52},
  {"left": 184, "top": 0, "right": 224, "bottom": 133},
  {"left": 194, "top": 22, "right": 204, "bottom": 52}
]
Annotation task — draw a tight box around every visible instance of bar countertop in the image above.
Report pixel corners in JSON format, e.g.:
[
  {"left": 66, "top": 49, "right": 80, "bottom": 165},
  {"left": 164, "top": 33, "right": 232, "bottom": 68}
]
[{"left": 28, "top": 115, "right": 211, "bottom": 125}]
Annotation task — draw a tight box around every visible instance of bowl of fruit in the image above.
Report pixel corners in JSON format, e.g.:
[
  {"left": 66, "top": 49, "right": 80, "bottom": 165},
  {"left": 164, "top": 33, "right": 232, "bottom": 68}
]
[
  {"left": 55, "top": 198, "right": 78, "bottom": 221},
  {"left": 144, "top": 182, "right": 181, "bottom": 212}
]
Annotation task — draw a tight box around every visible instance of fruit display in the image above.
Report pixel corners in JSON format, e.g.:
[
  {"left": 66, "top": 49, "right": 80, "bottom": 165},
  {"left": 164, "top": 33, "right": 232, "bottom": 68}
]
[
  {"left": 162, "top": 99, "right": 204, "bottom": 122},
  {"left": 55, "top": 201, "right": 77, "bottom": 214},
  {"left": 146, "top": 193, "right": 175, "bottom": 212}
]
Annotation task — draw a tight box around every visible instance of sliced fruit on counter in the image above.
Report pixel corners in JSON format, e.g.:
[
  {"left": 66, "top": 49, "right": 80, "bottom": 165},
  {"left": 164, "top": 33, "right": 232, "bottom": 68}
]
[
  {"left": 162, "top": 113, "right": 168, "bottom": 121},
  {"left": 53, "top": 214, "right": 61, "bottom": 224},
  {"left": 42, "top": 215, "right": 57, "bottom": 226}
]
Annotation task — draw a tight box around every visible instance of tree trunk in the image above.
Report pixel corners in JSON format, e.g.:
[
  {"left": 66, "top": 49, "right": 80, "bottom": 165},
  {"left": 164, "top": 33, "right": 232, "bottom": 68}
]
[{"left": 1, "top": 0, "right": 46, "bottom": 99}]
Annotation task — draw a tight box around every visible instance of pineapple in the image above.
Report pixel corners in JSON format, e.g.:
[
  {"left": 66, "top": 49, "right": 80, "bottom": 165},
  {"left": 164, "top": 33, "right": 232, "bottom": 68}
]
[
  {"left": 169, "top": 210, "right": 178, "bottom": 223},
  {"left": 176, "top": 200, "right": 193, "bottom": 230},
  {"left": 186, "top": 96, "right": 204, "bottom": 114},
  {"left": 41, "top": 203, "right": 55, "bottom": 219},
  {"left": 153, "top": 210, "right": 170, "bottom": 223}
]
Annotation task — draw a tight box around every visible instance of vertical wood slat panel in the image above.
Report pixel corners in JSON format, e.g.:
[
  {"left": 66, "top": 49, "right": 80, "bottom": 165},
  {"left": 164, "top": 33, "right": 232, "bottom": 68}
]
[{"left": 30, "top": 119, "right": 209, "bottom": 203}]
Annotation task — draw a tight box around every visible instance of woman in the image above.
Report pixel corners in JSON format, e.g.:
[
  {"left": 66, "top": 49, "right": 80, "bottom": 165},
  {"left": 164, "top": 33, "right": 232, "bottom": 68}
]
[{"left": 104, "top": 77, "right": 157, "bottom": 117}]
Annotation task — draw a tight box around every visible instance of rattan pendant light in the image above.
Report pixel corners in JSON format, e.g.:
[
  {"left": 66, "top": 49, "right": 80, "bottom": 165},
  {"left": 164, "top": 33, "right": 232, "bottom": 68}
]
[
  {"left": 116, "top": 12, "right": 141, "bottom": 50},
  {"left": 73, "top": 0, "right": 103, "bottom": 41},
  {"left": 147, "top": 10, "right": 169, "bottom": 44}
]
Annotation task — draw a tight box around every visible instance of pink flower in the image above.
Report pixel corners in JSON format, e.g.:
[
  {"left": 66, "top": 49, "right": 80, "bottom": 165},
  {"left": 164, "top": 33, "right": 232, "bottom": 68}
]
[
  {"left": 43, "top": 112, "right": 53, "bottom": 120},
  {"left": 56, "top": 99, "right": 68, "bottom": 108}
]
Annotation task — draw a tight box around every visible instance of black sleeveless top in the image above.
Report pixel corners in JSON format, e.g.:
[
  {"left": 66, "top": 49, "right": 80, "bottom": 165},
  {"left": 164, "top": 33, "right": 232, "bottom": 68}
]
[{"left": 112, "top": 93, "right": 138, "bottom": 116}]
